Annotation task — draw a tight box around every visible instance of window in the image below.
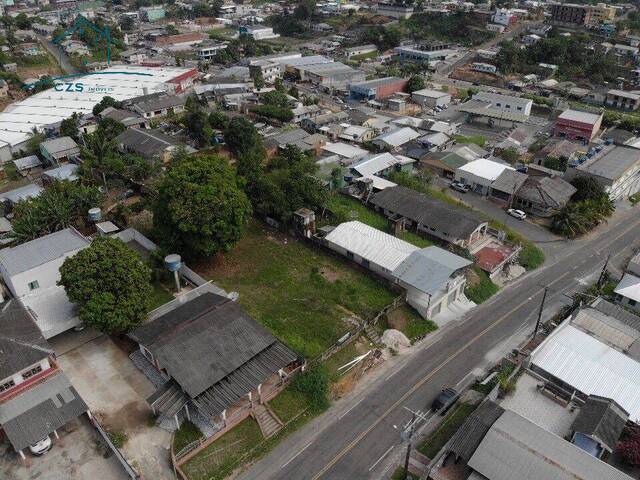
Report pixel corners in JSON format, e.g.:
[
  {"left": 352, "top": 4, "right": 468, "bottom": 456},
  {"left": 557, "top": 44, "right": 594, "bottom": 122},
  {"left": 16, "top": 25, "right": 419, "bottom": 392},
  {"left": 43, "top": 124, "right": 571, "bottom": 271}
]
[
  {"left": 0, "top": 379, "right": 15, "bottom": 393},
  {"left": 630, "top": 299, "right": 637, "bottom": 307},
  {"left": 346, "top": 251, "right": 354, "bottom": 259},
  {"left": 28, "top": 280, "right": 39, "bottom": 291},
  {"left": 22, "top": 365, "right": 42, "bottom": 380},
  {"left": 517, "top": 106, "right": 522, "bottom": 111},
  {"left": 361, "top": 259, "right": 370, "bottom": 268},
  {"left": 506, "top": 104, "right": 511, "bottom": 109},
  {"left": 496, "top": 102, "right": 501, "bottom": 107}
]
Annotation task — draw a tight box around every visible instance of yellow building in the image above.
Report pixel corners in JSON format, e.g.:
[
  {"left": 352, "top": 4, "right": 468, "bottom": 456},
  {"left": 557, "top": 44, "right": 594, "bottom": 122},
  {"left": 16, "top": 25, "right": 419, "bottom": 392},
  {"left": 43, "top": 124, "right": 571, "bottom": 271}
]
[{"left": 587, "top": 3, "right": 616, "bottom": 26}]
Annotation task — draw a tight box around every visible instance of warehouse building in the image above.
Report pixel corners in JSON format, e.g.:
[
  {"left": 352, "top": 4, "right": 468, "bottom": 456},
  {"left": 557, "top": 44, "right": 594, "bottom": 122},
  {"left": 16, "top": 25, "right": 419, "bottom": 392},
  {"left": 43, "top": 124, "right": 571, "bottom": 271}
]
[
  {"left": 349, "top": 77, "right": 408, "bottom": 100},
  {"left": 411, "top": 88, "right": 451, "bottom": 109},
  {"left": 553, "top": 109, "right": 603, "bottom": 142}
]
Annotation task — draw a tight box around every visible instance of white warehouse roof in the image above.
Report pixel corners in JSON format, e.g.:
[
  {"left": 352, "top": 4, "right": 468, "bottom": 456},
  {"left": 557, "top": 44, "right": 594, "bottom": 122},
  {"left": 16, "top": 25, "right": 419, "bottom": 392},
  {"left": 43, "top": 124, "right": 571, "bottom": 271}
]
[
  {"left": 324, "top": 221, "right": 418, "bottom": 273},
  {"left": 530, "top": 320, "right": 640, "bottom": 423},
  {"left": 0, "top": 65, "right": 194, "bottom": 149},
  {"left": 457, "top": 158, "right": 514, "bottom": 182}
]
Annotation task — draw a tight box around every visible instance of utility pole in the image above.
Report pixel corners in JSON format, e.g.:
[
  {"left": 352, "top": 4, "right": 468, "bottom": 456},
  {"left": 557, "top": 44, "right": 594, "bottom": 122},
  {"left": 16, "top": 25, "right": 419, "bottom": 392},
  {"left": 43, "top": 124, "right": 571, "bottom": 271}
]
[
  {"left": 401, "top": 413, "right": 416, "bottom": 480},
  {"left": 597, "top": 254, "right": 611, "bottom": 288},
  {"left": 533, "top": 285, "right": 548, "bottom": 339}
]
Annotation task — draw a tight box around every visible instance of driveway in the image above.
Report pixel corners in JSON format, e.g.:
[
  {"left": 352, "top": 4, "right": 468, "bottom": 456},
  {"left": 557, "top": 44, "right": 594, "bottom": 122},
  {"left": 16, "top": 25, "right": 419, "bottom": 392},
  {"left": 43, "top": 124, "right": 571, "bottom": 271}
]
[
  {"left": 56, "top": 335, "right": 174, "bottom": 480},
  {"left": 0, "top": 415, "right": 126, "bottom": 480}
]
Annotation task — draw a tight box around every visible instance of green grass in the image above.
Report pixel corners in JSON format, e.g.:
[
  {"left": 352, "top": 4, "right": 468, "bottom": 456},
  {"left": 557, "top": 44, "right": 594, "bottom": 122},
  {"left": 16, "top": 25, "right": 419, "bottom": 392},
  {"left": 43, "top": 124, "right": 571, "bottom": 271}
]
[
  {"left": 173, "top": 421, "right": 204, "bottom": 453},
  {"left": 181, "top": 418, "right": 263, "bottom": 480},
  {"left": 630, "top": 192, "right": 640, "bottom": 205},
  {"left": 328, "top": 194, "right": 389, "bottom": 231},
  {"left": 452, "top": 134, "right": 487, "bottom": 147},
  {"left": 398, "top": 230, "right": 434, "bottom": 248},
  {"left": 489, "top": 220, "right": 545, "bottom": 270},
  {"left": 268, "top": 387, "right": 311, "bottom": 424},
  {"left": 200, "top": 221, "right": 396, "bottom": 359},
  {"left": 149, "top": 281, "right": 174, "bottom": 311},
  {"left": 323, "top": 341, "right": 360, "bottom": 383},
  {"left": 391, "top": 467, "right": 419, "bottom": 480},
  {"left": 350, "top": 50, "right": 379, "bottom": 62},
  {"left": 465, "top": 266, "right": 499, "bottom": 304},
  {"left": 417, "top": 402, "right": 477, "bottom": 459},
  {"left": 381, "top": 305, "right": 438, "bottom": 343}
]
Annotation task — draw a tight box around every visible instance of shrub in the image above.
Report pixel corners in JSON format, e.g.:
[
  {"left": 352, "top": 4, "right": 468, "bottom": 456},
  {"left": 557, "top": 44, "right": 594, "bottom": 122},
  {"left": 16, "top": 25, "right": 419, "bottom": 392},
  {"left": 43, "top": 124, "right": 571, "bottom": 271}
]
[{"left": 291, "top": 367, "right": 330, "bottom": 413}]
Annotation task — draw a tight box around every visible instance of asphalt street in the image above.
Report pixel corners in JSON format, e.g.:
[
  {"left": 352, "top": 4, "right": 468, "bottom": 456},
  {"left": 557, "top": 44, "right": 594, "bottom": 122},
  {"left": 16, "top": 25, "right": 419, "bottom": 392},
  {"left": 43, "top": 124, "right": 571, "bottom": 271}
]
[{"left": 237, "top": 204, "right": 640, "bottom": 480}]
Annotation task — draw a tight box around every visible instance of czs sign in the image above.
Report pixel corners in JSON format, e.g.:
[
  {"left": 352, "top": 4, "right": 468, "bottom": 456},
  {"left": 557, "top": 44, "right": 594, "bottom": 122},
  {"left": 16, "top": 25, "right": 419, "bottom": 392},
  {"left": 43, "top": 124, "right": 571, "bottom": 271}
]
[{"left": 54, "top": 82, "right": 114, "bottom": 93}]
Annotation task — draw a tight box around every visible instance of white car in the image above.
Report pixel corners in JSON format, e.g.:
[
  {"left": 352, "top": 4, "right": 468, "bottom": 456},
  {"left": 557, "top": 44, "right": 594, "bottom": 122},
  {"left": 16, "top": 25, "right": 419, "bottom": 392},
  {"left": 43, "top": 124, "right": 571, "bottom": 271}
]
[
  {"left": 29, "top": 436, "right": 52, "bottom": 456},
  {"left": 507, "top": 208, "right": 527, "bottom": 220}
]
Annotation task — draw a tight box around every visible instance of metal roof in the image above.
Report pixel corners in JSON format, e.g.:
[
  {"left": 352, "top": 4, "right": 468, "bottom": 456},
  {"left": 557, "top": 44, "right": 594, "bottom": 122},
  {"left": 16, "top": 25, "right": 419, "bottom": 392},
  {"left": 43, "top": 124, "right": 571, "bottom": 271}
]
[
  {"left": 577, "top": 145, "right": 640, "bottom": 181},
  {"left": 0, "top": 371, "right": 87, "bottom": 452},
  {"left": 40, "top": 137, "right": 78, "bottom": 156},
  {"left": 468, "top": 410, "right": 633, "bottom": 480},
  {"left": 43, "top": 163, "right": 79, "bottom": 182},
  {"left": 571, "top": 395, "right": 629, "bottom": 453},
  {"left": 457, "top": 158, "right": 514, "bottom": 182},
  {"left": 530, "top": 319, "right": 640, "bottom": 422},
  {"left": 0, "top": 183, "right": 43, "bottom": 203},
  {"left": 0, "top": 228, "right": 89, "bottom": 276},
  {"left": 411, "top": 88, "right": 451, "bottom": 99},
  {"left": 473, "top": 91, "right": 532, "bottom": 110},
  {"left": 324, "top": 221, "right": 418, "bottom": 272},
  {"left": 20, "top": 286, "right": 81, "bottom": 339},
  {"left": 322, "top": 142, "right": 368, "bottom": 159},
  {"left": 373, "top": 127, "right": 421, "bottom": 148},
  {"left": 13, "top": 155, "right": 41, "bottom": 171},
  {"left": 448, "top": 401, "right": 504, "bottom": 462},
  {"left": 558, "top": 109, "right": 603, "bottom": 125},
  {"left": 615, "top": 273, "right": 640, "bottom": 303},
  {"left": 393, "top": 246, "right": 471, "bottom": 294},
  {"left": 351, "top": 152, "right": 411, "bottom": 176}
]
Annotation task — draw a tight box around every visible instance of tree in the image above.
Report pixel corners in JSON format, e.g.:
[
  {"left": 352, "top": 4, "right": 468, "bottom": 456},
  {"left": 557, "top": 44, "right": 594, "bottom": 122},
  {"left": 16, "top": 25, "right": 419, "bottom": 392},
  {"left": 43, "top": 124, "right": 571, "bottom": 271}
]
[
  {"left": 11, "top": 181, "right": 103, "bottom": 242},
  {"left": 120, "top": 15, "right": 134, "bottom": 31},
  {"left": 60, "top": 112, "right": 81, "bottom": 139},
  {"left": 571, "top": 175, "right": 607, "bottom": 202},
  {"left": 208, "top": 110, "right": 229, "bottom": 129},
  {"left": 224, "top": 117, "right": 260, "bottom": 157},
  {"left": 406, "top": 75, "right": 425, "bottom": 93},
  {"left": 58, "top": 237, "right": 153, "bottom": 333},
  {"left": 92, "top": 96, "right": 123, "bottom": 116},
  {"left": 153, "top": 155, "right": 252, "bottom": 259},
  {"left": 80, "top": 130, "right": 121, "bottom": 187},
  {"left": 499, "top": 147, "right": 521, "bottom": 165},
  {"left": 184, "top": 99, "right": 213, "bottom": 148},
  {"left": 96, "top": 117, "right": 126, "bottom": 141},
  {"left": 551, "top": 202, "right": 589, "bottom": 238},
  {"left": 252, "top": 69, "right": 265, "bottom": 90}
]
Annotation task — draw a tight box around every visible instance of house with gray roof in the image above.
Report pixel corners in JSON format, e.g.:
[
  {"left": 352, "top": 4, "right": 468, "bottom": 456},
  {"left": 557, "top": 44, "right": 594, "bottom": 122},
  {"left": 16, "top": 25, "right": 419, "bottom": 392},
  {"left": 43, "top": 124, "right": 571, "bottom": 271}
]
[
  {"left": 0, "top": 183, "right": 43, "bottom": 207},
  {"left": 369, "top": 186, "right": 488, "bottom": 248},
  {"left": 116, "top": 128, "right": 195, "bottom": 162},
  {"left": 39, "top": 137, "right": 80, "bottom": 166},
  {"left": 514, "top": 174, "right": 577, "bottom": 217},
  {"left": 0, "top": 228, "right": 89, "bottom": 338},
  {"left": 128, "top": 92, "right": 187, "bottom": 119},
  {"left": 129, "top": 291, "right": 300, "bottom": 435},
  {"left": 0, "top": 299, "right": 88, "bottom": 459},
  {"left": 570, "top": 395, "right": 629, "bottom": 457}
]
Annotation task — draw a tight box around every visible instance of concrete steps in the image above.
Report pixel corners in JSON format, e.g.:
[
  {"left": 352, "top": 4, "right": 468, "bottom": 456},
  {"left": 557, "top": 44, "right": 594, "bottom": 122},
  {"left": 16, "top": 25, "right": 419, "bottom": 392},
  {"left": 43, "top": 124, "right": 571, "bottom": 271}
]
[
  {"left": 253, "top": 404, "right": 283, "bottom": 439},
  {"left": 364, "top": 324, "right": 382, "bottom": 345}
]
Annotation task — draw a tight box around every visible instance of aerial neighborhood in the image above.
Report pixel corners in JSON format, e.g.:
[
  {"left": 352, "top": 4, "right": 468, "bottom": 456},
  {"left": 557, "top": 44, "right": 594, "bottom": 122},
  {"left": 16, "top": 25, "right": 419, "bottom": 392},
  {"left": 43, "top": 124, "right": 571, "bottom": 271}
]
[{"left": 1, "top": 0, "right": 640, "bottom": 479}]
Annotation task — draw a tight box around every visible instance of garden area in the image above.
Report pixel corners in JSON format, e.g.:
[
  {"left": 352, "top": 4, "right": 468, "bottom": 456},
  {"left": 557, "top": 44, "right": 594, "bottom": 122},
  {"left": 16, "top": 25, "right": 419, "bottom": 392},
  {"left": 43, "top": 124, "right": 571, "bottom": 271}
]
[
  {"left": 464, "top": 266, "right": 499, "bottom": 304},
  {"left": 417, "top": 402, "right": 477, "bottom": 459},
  {"left": 195, "top": 220, "right": 397, "bottom": 359}
]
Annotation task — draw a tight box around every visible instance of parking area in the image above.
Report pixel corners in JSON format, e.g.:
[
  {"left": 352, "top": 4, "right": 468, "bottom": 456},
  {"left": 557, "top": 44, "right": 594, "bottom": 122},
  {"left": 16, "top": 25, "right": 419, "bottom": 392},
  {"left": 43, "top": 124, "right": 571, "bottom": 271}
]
[
  {"left": 55, "top": 335, "right": 175, "bottom": 480},
  {"left": 0, "top": 415, "right": 126, "bottom": 480}
]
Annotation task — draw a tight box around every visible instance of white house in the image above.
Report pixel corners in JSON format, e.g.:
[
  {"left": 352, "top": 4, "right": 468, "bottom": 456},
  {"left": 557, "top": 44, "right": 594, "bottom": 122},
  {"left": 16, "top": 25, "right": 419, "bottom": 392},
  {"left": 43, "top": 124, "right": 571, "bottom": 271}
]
[
  {"left": 411, "top": 88, "right": 451, "bottom": 109},
  {"left": 0, "top": 228, "right": 90, "bottom": 338},
  {"left": 322, "top": 221, "right": 472, "bottom": 318},
  {"left": 455, "top": 158, "right": 515, "bottom": 195}
]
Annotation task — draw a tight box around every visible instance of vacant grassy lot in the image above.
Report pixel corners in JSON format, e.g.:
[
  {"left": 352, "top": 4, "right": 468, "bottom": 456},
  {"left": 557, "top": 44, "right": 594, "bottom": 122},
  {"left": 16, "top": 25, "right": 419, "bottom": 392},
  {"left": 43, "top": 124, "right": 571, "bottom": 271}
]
[
  {"left": 465, "top": 266, "right": 499, "bottom": 304},
  {"left": 383, "top": 305, "right": 437, "bottom": 342},
  {"left": 196, "top": 221, "right": 396, "bottom": 358},
  {"left": 418, "top": 402, "right": 477, "bottom": 459},
  {"left": 181, "top": 418, "right": 263, "bottom": 480}
]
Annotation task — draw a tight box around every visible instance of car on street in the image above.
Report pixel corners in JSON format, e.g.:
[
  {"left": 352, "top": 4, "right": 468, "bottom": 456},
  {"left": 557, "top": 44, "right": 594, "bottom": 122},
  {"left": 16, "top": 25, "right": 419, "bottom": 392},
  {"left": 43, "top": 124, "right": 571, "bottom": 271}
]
[
  {"left": 449, "top": 181, "right": 470, "bottom": 193},
  {"left": 29, "top": 435, "right": 52, "bottom": 456},
  {"left": 507, "top": 208, "right": 527, "bottom": 220},
  {"left": 431, "top": 388, "right": 459, "bottom": 414}
]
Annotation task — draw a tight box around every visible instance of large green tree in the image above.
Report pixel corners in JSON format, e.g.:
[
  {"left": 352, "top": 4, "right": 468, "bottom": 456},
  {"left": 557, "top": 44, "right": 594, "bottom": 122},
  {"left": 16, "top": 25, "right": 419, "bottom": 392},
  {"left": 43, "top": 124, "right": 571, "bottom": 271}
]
[
  {"left": 154, "top": 155, "right": 252, "bottom": 259},
  {"left": 224, "top": 117, "right": 260, "bottom": 157},
  {"left": 59, "top": 237, "right": 153, "bottom": 333},
  {"left": 11, "top": 181, "right": 103, "bottom": 242}
]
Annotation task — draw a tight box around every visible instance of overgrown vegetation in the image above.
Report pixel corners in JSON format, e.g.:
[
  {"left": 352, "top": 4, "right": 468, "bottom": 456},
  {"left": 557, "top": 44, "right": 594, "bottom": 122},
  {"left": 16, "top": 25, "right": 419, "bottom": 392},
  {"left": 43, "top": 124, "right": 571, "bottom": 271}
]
[
  {"left": 417, "top": 402, "right": 477, "bottom": 459},
  {"left": 173, "top": 421, "right": 204, "bottom": 453},
  {"left": 290, "top": 367, "right": 330, "bottom": 413},
  {"left": 403, "top": 12, "right": 494, "bottom": 46},
  {"left": 465, "top": 266, "right": 499, "bottom": 304}
]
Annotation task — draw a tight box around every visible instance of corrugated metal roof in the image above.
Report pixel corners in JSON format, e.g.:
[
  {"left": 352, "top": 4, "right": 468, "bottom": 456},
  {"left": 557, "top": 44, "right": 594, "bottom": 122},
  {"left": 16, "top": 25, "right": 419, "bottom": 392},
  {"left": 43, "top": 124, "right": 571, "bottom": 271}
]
[
  {"left": 0, "top": 228, "right": 89, "bottom": 276},
  {"left": 373, "top": 127, "right": 420, "bottom": 148},
  {"left": 351, "top": 152, "right": 411, "bottom": 177},
  {"left": 530, "top": 321, "right": 640, "bottom": 422},
  {"left": 468, "top": 410, "right": 633, "bottom": 480},
  {"left": 0, "top": 183, "right": 43, "bottom": 203},
  {"left": 393, "top": 247, "right": 471, "bottom": 295},
  {"left": 324, "top": 221, "right": 418, "bottom": 272},
  {"left": 615, "top": 273, "right": 640, "bottom": 303},
  {"left": 458, "top": 158, "right": 514, "bottom": 182}
]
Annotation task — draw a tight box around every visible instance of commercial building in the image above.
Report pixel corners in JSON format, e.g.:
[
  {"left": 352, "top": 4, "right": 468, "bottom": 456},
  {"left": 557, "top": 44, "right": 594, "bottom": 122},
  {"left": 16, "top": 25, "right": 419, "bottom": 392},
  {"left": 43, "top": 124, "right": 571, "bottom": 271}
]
[
  {"left": 343, "top": 44, "right": 377, "bottom": 59},
  {"left": 393, "top": 46, "right": 458, "bottom": 64},
  {"left": 299, "top": 62, "right": 365, "bottom": 89},
  {"left": 349, "top": 77, "right": 408, "bottom": 100},
  {"left": 553, "top": 109, "right": 603, "bottom": 142},
  {"left": 473, "top": 92, "right": 533, "bottom": 117},
  {"left": 239, "top": 25, "right": 279, "bottom": 40},
  {"left": 0, "top": 66, "right": 197, "bottom": 162},
  {"left": 566, "top": 144, "right": 640, "bottom": 200},
  {"left": 587, "top": 3, "right": 616, "bottom": 26},
  {"left": 411, "top": 88, "right": 451, "bottom": 108},
  {"left": 606, "top": 89, "right": 640, "bottom": 111},
  {"left": 550, "top": 3, "right": 590, "bottom": 26}
]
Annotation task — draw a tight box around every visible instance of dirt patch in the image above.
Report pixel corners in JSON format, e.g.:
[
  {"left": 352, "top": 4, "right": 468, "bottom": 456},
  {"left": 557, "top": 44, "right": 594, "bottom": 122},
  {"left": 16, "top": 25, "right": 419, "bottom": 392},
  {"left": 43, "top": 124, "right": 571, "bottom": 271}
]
[
  {"left": 329, "top": 339, "right": 377, "bottom": 400},
  {"left": 465, "top": 267, "right": 482, "bottom": 287},
  {"left": 386, "top": 308, "right": 408, "bottom": 331},
  {"left": 319, "top": 266, "right": 344, "bottom": 283},
  {"left": 99, "top": 400, "right": 150, "bottom": 433}
]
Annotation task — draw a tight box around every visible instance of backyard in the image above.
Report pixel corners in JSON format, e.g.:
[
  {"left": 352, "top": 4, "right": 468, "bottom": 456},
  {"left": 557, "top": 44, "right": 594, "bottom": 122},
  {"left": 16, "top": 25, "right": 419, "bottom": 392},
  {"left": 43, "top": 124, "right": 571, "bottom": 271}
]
[{"left": 195, "top": 220, "right": 397, "bottom": 358}]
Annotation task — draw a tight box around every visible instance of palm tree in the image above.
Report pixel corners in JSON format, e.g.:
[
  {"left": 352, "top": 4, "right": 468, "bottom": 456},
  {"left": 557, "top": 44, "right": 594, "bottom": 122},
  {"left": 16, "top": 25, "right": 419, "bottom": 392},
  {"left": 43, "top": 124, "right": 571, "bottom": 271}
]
[
  {"left": 80, "top": 131, "right": 118, "bottom": 190},
  {"left": 552, "top": 202, "right": 589, "bottom": 238}
]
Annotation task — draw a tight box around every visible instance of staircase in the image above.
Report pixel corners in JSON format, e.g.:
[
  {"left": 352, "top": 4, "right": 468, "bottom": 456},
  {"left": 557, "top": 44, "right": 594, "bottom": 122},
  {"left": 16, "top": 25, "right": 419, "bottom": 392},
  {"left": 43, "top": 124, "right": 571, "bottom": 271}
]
[
  {"left": 253, "top": 404, "right": 283, "bottom": 439},
  {"left": 364, "top": 324, "right": 382, "bottom": 346}
]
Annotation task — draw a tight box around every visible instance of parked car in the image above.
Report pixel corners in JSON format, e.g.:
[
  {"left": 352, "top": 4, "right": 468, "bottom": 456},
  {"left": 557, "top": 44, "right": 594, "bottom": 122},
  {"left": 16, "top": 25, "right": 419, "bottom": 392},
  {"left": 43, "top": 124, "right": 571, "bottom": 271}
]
[
  {"left": 431, "top": 388, "right": 459, "bottom": 414},
  {"left": 449, "top": 181, "right": 470, "bottom": 193},
  {"left": 29, "top": 435, "right": 52, "bottom": 456},
  {"left": 507, "top": 208, "right": 526, "bottom": 220},
  {"left": 119, "top": 189, "right": 135, "bottom": 200}
]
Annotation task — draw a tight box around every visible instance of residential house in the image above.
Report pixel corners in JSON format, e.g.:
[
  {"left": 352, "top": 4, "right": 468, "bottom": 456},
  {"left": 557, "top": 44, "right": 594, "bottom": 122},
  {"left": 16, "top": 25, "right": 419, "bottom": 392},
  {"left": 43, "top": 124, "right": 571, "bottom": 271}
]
[
  {"left": 488, "top": 169, "right": 529, "bottom": 204},
  {"left": 0, "top": 300, "right": 89, "bottom": 460},
  {"left": 155, "top": 33, "right": 207, "bottom": 51},
  {"left": 369, "top": 185, "right": 488, "bottom": 248},
  {"left": 322, "top": 142, "right": 368, "bottom": 161},
  {"left": 115, "top": 128, "right": 195, "bottom": 162},
  {"left": 128, "top": 93, "right": 187, "bottom": 119},
  {"left": 196, "top": 43, "right": 227, "bottom": 61},
  {"left": 42, "top": 163, "right": 79, "bottom": 184},
  {"left": 514, "top": 174, "right": 577, "bottom": 217},
  {"left": 338, "top": 125, "right": 374, "bottom": 144},
  {"left": 0, "top": 184, "right": 43, "bottom": 208},
  {"left": 606, "top": 89, "right": 640, "bottom": 111},
  {"left": 564, "top": 144, "right": 640, "bottom": 200},
  {"left": 393, "top": 46, "right": 458, "bottom": 65},
  {"left": 372, "top": 127, "right": 421, "bottom": 152},
  {"left": 0, "top": 228, "right": 90, "bottom": 338},
  {"left": 12, "top": 155, "right": 42, "bottom": 175},
  {"left": 239, "top": 25, "right": 279, "bottom": 40},
  {"left": 377, "top": 3, "right": 414, "bottom": 19},
  {"left": 248, "top": 60, "right": 282, "bottom": 84},
  {"left": 322, "top": 221, "right": 471, "bottom": 318},
  {"left": 614, "top": 252, "right": 640, "bottom": 313},
  {"left": 550, "top": 3, "right": 590, "bottom": 26},
  {"left": 139, "top": 5, "right": 165, "bottom": 21},
  {"left": 343, "top": 44, "right": 377, "bottom": 59},
  {"left": 291, "top": 104, "right": 321, "bottom": 124},
  {"left": 129, "top": 290, "right": 300, "bottom": 433},
  {"left": 455, "top": 158, "right": 515, "bottom": 195},
  {"left": 411, "top": 88, "right": 451, "bottom": 109},
  {"left": 530, "top": 298, "right": 640, "bottom": 423},
  {"left": 98, "top": 106, "right": 147, "bottom": 128},
  {"left": 0, "top": 79, "right": 8, "bottom": 98},
  {"left": 350, "top": 152, "right": 415, "bottom": 179},
  {"left": 39, "top": 137, "right": 80, "bottom": 166},
  {"left": 301, "top": 110, "right": 349, "bottom": 132}
]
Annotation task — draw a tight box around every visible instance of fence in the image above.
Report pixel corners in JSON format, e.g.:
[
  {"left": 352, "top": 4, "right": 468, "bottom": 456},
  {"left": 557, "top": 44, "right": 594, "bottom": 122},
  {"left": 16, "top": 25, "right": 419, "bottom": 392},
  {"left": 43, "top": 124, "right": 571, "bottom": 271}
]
[{"left": 90, "top": 416, "right": 140, "bottom": 479}]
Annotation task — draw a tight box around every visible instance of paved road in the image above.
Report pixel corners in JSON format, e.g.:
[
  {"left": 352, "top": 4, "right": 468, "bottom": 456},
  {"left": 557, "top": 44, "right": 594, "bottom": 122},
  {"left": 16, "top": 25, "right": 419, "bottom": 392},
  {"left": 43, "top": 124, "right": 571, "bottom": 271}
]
[{"left": 237, "top": 204, "right": 640, "bottom": 480}]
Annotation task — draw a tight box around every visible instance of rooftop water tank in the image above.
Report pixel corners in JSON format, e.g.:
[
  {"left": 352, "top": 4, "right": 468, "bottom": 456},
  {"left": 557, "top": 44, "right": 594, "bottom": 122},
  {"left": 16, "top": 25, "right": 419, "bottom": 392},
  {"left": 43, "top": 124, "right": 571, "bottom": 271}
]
[
  {"left": 164, "top": 254, "right": 182, "bottom": 272},
  {"left": 88, "top": 207, "right": 102, "bottom": 222}
]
